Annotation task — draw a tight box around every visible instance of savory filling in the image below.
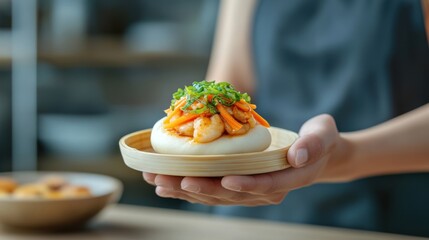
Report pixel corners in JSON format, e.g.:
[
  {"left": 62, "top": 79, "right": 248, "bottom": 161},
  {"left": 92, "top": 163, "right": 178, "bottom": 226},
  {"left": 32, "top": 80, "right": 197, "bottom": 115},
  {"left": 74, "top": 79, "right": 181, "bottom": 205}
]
[{"left": 163, "top": 81, "right": 270, "bottom": 143}]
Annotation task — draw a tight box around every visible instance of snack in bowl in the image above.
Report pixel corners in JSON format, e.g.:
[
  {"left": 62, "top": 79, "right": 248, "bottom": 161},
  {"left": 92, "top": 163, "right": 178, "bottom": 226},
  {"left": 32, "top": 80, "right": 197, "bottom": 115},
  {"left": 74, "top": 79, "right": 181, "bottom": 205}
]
[
  {"left": 151, "top": 80, "right": 272, "bottom": 155},
  {"left": 0, "top": 175, "right": 92, "bottom": 200},
  {"left": 0, "top": 177, "right": 18, "bottom": 194},
  {"left": 0, "top": 172, "right": 122, "bottom": 230}
]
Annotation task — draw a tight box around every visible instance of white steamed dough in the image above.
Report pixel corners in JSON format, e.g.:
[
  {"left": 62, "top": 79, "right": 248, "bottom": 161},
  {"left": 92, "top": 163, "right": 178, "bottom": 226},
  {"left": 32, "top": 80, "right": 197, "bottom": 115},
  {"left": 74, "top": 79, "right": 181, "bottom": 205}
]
[{"left": 150, "top": 118, "right": 271, "bottom": 155}]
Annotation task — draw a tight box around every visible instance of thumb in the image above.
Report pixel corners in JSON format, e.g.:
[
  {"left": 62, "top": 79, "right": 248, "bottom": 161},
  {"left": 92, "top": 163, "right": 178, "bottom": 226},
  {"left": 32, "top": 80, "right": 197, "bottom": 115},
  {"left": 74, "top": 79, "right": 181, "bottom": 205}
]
[{"left": 287, "top": 114, "right": 338, "bottom": 168}]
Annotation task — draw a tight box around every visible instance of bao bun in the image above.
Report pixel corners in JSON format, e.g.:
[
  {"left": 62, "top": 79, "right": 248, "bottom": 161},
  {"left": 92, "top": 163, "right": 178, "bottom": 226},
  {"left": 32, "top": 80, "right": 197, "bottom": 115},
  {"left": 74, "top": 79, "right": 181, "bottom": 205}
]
[{"left": 151, "top": 118, "right": 271, "bottom": 155}]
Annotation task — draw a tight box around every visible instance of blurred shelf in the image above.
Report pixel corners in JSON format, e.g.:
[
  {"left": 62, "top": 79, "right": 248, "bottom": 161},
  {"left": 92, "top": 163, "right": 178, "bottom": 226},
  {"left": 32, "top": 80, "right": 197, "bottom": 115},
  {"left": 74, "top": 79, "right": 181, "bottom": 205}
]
[
  {"left": 0, "top": 37, "right": 209, "bottom": 68},
  {"left": 39, "top": 51, "right": 207, "bottom": 68},
  {"left": 38, "top": 37, "right": 208, "bottom": 68}
]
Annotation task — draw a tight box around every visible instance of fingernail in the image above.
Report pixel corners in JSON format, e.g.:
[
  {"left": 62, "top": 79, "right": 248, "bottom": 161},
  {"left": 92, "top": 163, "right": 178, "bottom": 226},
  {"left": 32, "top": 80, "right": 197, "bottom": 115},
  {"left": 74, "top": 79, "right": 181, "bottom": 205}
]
[
  {"left": 156, "top": 187, "right": 170, "bottom": 197},
  {"left": 295, "top": 148, "right": 308, "bottom": 166},
  {"left": 145, "top": 178, "right": 155, "bottom": 185},
  {"left": 142, "top": 173, "right": 155, "bottom": 185},
  {"left": 182, "top": 184, "right": 200, "bottom": 193},
  {"left": 155, "top": 182, "right": 169, "bottom": 189}
]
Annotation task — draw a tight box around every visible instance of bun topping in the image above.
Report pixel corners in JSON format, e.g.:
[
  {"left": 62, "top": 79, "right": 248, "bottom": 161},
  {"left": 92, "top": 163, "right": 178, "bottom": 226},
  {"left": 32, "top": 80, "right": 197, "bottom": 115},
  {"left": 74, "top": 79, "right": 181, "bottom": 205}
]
[{"left": 163, "top": 81, "right": 270, "bottom": 143}]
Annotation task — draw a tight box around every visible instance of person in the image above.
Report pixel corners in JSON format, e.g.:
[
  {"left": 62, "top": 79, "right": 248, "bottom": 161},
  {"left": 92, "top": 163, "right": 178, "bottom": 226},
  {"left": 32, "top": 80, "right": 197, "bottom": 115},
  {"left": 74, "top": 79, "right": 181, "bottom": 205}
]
[{"left": 143, "top": 0, "right": 429, "bottom": 236}]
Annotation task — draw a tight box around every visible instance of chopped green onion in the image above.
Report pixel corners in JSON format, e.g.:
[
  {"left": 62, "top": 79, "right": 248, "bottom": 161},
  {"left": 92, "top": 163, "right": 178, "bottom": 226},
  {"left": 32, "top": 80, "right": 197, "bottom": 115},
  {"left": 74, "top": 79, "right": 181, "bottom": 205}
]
[{"left": 170, "top": 80, "right": 251, "bottom": 115}]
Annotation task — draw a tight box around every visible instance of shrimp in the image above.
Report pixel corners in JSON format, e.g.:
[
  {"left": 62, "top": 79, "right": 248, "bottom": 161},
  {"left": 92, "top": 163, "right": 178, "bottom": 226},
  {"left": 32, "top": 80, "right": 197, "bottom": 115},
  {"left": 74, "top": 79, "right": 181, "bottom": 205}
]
[
  {"left": 225, "top": 122, "right": 250, "bottom": 135},
  {"left": 248, "top": 115, "right": 256, "bottom": 128},
  {"left": 191, "top": 102, "right": 204, "bottom": 110},
  {"left": 174, "top": 120, "right": 194, "bottom": 137},
  {"left": 193, "top": 114, "right": 225, "bottom": 143},
  {"left": 233, "top": 106, "right": 252, "bottom": 123},
  {"left": 225, "top": 106, "right": 233, "bottom": 115}
]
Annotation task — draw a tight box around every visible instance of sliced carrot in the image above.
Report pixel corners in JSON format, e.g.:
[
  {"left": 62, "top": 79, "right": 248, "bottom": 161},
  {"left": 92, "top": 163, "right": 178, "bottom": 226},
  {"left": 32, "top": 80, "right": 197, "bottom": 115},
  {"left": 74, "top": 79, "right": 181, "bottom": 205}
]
[
  {"left": 174, "top": 97, "right": 187, "bottom": 108},
  {"left": 164, "top": 98, "right": 187, "bottom": 123},
  {"left": 250, "top": 109, "right": 270, "bottom": 127},
  {"left": 164, "top": 113, "right": 199, "bottom": 129},
  {"left": 239, "top": 99, "right": 256, "bottom": 109},
  {"left": 216, "top": 104, "right": 242, "bottom": 131},
  {"left": 207, "top": 94, "right": 214, "bottom": 102}
]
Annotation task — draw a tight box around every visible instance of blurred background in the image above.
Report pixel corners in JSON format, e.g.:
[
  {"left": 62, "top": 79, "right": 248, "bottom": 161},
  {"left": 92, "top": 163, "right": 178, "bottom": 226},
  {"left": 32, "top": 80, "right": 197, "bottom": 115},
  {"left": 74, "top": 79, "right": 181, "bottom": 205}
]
[
  {"left": 0, "top": 0, "right": 218, "bottom": 209},
  {"left": 2, "top": 0, "right": 429, "bottom": 238}
]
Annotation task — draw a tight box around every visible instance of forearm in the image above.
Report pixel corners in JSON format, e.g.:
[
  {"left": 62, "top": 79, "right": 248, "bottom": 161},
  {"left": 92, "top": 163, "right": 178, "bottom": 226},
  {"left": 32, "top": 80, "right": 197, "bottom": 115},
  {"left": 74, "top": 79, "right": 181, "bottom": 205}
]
[
  {"left": 206, "top": 0, "right": 257, "bottom": 94},
  {"left": 321, "top": 104, "right": 429, "bottom": 182},
  {"left": 350, "top": 103, "right": 429, "bottom": 178}
]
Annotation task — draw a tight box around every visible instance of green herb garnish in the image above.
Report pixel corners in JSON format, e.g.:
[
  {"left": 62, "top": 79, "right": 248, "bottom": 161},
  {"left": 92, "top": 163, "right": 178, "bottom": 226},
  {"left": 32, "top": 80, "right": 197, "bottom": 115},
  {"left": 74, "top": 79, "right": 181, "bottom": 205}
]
[{"left": 170, "top": 81, "right": 251, "bottom": 115}]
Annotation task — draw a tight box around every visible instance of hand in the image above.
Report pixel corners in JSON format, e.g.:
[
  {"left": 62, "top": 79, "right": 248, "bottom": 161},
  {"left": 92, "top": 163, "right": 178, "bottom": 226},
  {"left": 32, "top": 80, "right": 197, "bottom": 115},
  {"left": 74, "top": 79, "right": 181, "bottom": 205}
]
[{"left": 143, "top": 114, "right": 349, "bottom": 206}]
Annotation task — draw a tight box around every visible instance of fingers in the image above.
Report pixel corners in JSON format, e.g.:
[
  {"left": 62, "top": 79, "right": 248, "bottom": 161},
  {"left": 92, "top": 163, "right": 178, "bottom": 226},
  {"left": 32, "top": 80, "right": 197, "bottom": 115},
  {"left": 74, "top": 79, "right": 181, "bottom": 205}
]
[
  {"left": 154, "top": 175, "right": 183, "bottom": 190},
  {"left": 181, "top": 177, "right": 262, "bottom": 202},
  {"left": 142, "top": 172, "right": 156, "bottom": 185},
  {"left": 147, "top": 174, "right": 287, "bottom": 206},
  {"left": 156, "top": 184, "right": 285, "bottom": 206},
  {"left": 288, "top": 114, "right": 338, "bottom": 168},
  {"left": 180, "top": 177, "right": 220, "bottom": 194},
  {"left": 155, "top": 186, "right": 215, "bottom": 205},
  {"left": 221, "top": 158, "right": 326, "bottom": 195},
  {"left": 146, "top": 156, "right": 328, "bottom": 205},
  {"left": 221, "top": 173, "right": 276, "bottom": 194}
]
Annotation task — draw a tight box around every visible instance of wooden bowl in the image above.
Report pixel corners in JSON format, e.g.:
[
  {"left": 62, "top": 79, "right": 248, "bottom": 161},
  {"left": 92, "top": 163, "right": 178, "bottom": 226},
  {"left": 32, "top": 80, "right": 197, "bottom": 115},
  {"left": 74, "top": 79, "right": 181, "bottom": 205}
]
[
  {"left": 119, "top": 127, "right": 298, "bottom": 176},
  {"left": 0, "top": 172, "right": 122, "bottom": 230}
]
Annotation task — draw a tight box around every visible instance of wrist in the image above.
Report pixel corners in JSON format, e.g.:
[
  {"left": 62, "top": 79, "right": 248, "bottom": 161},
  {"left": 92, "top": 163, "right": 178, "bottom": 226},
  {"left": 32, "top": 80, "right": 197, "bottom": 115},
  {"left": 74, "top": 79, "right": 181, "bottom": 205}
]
[{"left": 316, "top": 132, "right": 360, "bottom": 183}]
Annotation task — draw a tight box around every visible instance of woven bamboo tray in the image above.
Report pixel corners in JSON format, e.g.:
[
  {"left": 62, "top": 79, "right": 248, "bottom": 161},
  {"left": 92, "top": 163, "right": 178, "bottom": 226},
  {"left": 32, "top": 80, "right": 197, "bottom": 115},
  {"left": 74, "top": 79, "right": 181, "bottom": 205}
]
[{"left": 119, "top": 127, "right": 298, "bottom": 177}]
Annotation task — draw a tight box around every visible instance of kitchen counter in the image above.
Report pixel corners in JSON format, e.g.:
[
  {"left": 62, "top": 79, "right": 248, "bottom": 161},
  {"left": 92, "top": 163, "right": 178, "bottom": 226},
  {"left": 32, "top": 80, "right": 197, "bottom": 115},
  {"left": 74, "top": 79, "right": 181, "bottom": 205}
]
[{"left": 0, "top": 204, "right": 426, "bottom": 240}]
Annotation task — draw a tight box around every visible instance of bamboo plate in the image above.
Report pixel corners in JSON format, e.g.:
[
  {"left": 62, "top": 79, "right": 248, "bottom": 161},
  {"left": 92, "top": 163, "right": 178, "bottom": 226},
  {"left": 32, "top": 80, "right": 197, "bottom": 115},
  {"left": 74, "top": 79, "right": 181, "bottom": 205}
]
[{"left": 119, "top": 127, "right": 299, "bottom": 177}]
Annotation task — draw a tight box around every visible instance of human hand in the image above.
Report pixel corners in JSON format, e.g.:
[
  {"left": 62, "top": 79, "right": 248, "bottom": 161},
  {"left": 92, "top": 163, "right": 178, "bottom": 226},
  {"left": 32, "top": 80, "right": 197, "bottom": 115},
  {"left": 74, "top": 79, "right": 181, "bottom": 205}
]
[{"left": 143, "top": 114, "right": 350, "bottom": 206}]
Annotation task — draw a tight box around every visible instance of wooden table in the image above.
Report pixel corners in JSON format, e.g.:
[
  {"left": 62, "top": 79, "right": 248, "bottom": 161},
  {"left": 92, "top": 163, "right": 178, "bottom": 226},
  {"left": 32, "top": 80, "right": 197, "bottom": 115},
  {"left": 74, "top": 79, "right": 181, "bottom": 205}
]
[{"left": 0, "top": 204, "right": 426, "bottom": 240}]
